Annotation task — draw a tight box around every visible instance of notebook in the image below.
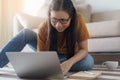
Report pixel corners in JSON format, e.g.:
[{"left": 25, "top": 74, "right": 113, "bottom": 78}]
[
  {"left": 69, "top": 71, "right": 102, "bottom": 80},
  {"left": 6, "top": 51, "right": 65, "bottom": 79}
]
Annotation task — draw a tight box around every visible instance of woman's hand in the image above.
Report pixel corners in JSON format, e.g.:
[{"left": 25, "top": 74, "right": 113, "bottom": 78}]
[{"left": 60, "top": 60, "right": 73, "bottom": 75}]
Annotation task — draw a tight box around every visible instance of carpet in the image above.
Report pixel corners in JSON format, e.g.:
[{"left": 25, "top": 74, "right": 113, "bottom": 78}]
[
  {"left": 0, "top": 65, "right": 120, "bottom": 80},
  {"left": 92, "top": 65, "right": 120, "bottom": 80}
]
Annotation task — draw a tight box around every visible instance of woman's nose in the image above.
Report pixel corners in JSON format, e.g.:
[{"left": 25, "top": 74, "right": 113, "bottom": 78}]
[{"left": 55, "top": 22, "right": 62, "bottom": 28}]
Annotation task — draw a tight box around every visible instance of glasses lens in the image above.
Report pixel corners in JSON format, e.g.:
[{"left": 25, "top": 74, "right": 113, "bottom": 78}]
[
  {"left": 51, "top": 18, "right": 57, "bottom": 23},
  {"left": 60, "top": 17, "right": 70, "bottom": 24}
]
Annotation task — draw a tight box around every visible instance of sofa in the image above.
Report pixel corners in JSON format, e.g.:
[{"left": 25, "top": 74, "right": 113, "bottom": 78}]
[{"left": 13, "top": 3, "right": 120, "bottom": 53}]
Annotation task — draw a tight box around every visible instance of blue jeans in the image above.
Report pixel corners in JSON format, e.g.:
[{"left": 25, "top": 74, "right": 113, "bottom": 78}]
[
  {"left": 0, "top": 28, "right": 94, "bottom": 71},
  {"left": 58, "top": 53, "right": 94, "bottom": 71},
  {"left": 0, "top": 29, "right": 37, "bottom": 67}
]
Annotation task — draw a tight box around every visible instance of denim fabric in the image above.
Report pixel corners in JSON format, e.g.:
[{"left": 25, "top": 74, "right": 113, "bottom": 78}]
[
  {"left": 57, "top": 53, "right": 94, "bottom": 71},
  {"left": 0, "top": 29, "right": 37, "bottom": 67},
  {"left": 0, "top": 28, "right": 94, "bottom": 71}
]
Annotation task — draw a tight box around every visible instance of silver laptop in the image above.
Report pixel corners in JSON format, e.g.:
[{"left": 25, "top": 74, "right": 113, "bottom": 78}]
[{"left": 6, "top": 51, "right": 65, "bottom": 79}]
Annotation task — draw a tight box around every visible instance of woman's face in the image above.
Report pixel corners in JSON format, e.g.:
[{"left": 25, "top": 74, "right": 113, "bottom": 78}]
[{"left": 50, "top": 10, "right": 71, "bottom": 32}]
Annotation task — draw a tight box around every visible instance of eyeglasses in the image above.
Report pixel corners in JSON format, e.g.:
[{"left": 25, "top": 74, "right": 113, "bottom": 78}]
[{"left": 50, "top": 17, "right": 70, "bottom": 24}]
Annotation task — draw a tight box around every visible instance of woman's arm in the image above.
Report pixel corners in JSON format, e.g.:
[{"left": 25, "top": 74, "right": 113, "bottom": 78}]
[
  {"left": 61, "top": 39, "right": 88, "bottom": 75},
  {"left": 68, "top": 39, "right": 88, "bottom": 65}
]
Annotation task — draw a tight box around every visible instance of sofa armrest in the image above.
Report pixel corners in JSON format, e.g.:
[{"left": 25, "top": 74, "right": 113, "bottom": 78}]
[
  {"left": 86, "top": 20, "right": 120, "bottom": 38},
  {"left": 13, "top": 13, "right": 44, "bottom": 35},
  {"left": 91, "top": 10, "right": 120, "bottom": 22}
]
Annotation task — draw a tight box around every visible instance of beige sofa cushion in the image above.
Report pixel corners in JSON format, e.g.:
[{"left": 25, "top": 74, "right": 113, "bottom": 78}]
[
  {"left": 76, "top": 4, "right": 92, "bottom": 23},
  {"left": 86, "top": 20, "right": 120, "bottom": 38},
  {"left": 91, "top": 10, "right": 120, "bottom": 22},
  {"left": 88, "top": 37, "right": 120, "bottom": 52}
]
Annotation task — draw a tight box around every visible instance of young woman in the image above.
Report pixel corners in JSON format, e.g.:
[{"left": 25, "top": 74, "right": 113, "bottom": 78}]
[{"left": 0, "top": 0, "right": 94, "bottom": 75}]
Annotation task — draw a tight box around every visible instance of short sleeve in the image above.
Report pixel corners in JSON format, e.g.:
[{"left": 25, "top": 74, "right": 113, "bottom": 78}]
[
  {"left": 77, "top": 13, "right": 89, "bottom": 42},
  {"left": 37, "top": 19, "right": 48, "bottom": 51}
]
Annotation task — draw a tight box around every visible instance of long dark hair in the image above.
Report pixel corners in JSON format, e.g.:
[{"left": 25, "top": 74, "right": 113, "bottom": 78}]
[{"left": 47, "top": 0, "right": 77, "bottom": 58}]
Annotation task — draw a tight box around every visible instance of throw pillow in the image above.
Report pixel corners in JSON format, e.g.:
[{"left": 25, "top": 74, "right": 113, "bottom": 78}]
[
  {"left": 75, "top": 4, "right": 92, "bottom": 23},
  {"left": 16, "top": 13, "right": 44, "bottom": 29}
]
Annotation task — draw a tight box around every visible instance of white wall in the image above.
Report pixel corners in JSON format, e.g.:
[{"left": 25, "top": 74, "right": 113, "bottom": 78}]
[
  {"left": 86, "top": 0, "right": 120, "bottom": 12},
  {"left": 0, "top": 0, "right": 24, "bottom": 48},
  {"left": 0, "top": 0, "right": 1, "bottom": 28},
  {"left": 24, "top": 0, "right": 44, "bottom": 16},
  {"left": 23, "top": 0, "right": 86, "bottom": 16},
  {"left": 0, "top": 0, "right": 2, "bottom": 48}
]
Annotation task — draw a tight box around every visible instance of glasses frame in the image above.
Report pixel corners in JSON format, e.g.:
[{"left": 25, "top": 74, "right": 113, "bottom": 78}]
[{"left": 50, "top": 16, "right": 70, "bottom": 24}]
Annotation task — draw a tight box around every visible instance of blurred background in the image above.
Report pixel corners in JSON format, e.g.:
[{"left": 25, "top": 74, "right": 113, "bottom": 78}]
[{"left": 0, "top": 0, "right": 120, "bottom": 48}]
